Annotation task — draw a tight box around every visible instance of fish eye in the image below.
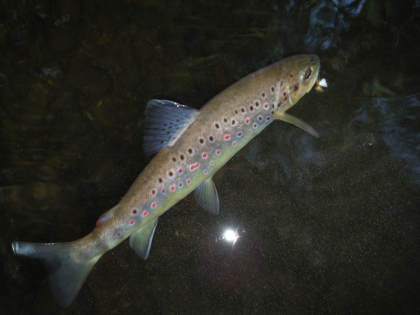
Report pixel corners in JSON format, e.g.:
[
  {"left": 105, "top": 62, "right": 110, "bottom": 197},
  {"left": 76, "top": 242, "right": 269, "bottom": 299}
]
[{"left": 303, "top": 67, "right": 312, "bottom": 80}]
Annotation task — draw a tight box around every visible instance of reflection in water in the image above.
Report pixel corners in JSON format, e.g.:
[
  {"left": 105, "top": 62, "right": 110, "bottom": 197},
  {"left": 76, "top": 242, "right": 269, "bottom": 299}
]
[
  {"left": 243, "top": 93, "right": 420, "bottom": 192},
  {"left": 3, "top": 0, "right": 420, "bottom": 313},
  {"left": 220, "top": 228, "right": 240, "bottom": 246},
  {"left": 352, "top": 94, "right": 420, "bottom": 185},
  {"left": 243, "top": 127, "right": 324, "bottom": 192},
  {"left": 304, "top": 0, "right": 366, "bottom": 50}
]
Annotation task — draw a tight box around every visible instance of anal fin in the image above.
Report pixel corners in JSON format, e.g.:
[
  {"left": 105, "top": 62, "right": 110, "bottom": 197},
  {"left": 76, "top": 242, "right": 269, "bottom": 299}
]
[
  {"left": 129, "top": 218, "right": 158, "bottom": 260},
  {"left": 194, "top": 178, "right": 220, "bottom": 215}
]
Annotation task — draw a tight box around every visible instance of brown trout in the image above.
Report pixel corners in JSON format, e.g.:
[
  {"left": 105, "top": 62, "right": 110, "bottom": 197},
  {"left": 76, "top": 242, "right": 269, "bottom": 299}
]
[{"left": 12, "top": 54, "right": 320, "bottom": 306}]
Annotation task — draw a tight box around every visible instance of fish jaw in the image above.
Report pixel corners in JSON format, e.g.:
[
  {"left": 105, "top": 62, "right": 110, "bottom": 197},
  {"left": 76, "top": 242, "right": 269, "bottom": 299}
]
[{"left": 273, "top": 54, "right": 320, "bottom": 114}]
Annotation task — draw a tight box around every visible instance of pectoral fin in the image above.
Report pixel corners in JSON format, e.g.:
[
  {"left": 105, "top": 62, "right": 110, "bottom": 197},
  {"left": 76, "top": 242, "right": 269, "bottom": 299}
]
[
  {"left": 274, "top": 112, "right": 319, "bottom": 138},
  {"left": 129, "top": 218, "right": 158, "bottom": 260},
  {"left": 194, "top": 178, "right": 220, "bottom": 215}
]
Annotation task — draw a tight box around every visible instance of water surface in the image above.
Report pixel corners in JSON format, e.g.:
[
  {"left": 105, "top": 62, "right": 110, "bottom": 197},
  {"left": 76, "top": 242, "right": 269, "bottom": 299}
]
[{"left": 1, "top": 1, "right": 419, "bottom": 314}]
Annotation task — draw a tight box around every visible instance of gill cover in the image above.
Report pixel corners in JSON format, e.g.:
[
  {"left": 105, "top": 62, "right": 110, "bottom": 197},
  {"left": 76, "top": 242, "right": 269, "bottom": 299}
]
[{"left": 274, "top": 54, "right": 320, "bottom": 137}]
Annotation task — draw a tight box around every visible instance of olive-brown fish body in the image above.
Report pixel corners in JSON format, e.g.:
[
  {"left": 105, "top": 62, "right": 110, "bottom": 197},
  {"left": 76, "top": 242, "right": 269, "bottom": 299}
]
[{"left": 12, "top": 54, "right": 320, "bottom": 307}]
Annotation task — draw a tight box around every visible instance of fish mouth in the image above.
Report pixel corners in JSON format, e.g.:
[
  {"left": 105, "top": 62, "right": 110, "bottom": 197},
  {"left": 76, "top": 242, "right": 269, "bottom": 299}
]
[
  {"left": 315, "top": 76, "right": 328, "bottom": 92},
  {"left": 314, "top": 63, "right": 320, "bottom": 82},
  {"left": 311, "top": 55, "right": 321, "bottom": 86}
]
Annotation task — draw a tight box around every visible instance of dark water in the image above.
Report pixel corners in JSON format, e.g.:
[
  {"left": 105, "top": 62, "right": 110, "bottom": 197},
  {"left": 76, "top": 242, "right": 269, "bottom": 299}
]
[{"left": 1, "top": 0, "right": 420, "bottom": 314}]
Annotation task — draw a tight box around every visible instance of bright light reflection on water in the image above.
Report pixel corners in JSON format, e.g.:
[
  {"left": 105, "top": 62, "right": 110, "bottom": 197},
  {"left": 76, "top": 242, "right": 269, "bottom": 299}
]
[{"left": 220, "top": 228, "right": 240, "bottom": 246}]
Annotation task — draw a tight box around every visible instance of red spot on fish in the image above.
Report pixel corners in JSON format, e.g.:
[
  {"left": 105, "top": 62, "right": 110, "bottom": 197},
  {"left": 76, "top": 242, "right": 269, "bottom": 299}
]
[
  {"left": 224, "top": 134, "right": 231, "bottom": 141},
  {"left": 170, "top": 184, "right": 176, "bottom": 192},
  {"left": 253, "top": 123, "right": 258, "bottom": 129},
  {"left": 190, "top": 162, "right": 200, "bottom": 171},
  {"left": 129, "top": 220, "right": 135, "bottom": 225},
  {"left": 236, "top": 131, "right": 243, "bottom": 138},
  {"left": 258, "top": 115, "right": 263, "bottom": 121},
  {"left": 264, "top": 103, "right": 269, "bottom": 109},
  {"left": 162, "top": 188, "right": 166, "bottom": 193},
  {"left": 215, "top": 149, "right": 221, "bottom": 156},
  {"left": 142, "top": 210, "right": 149, "bottom": 217},
  {"left": 151, "top": 202, "right": 157, "bottom": 209},
  {"left": 178, "top": 168, "right": 183, "bottom": 174},
  {"left": 245, "top": 118, "right": 250, "bottom": 124},
  {"left": 116, "top": 232, "right": 121, "bottom": 237},
  {"left": 202, "top": 152, "right": 208, "bottom": 159},
  {"left": 186, "top": 178, "right": 191, "bottom": 184}
]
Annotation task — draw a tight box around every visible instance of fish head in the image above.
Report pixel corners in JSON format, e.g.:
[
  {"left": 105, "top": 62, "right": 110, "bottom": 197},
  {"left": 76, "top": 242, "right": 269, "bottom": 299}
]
[{"left": 274, "top": 54, "right": 320, "bottom": 114}]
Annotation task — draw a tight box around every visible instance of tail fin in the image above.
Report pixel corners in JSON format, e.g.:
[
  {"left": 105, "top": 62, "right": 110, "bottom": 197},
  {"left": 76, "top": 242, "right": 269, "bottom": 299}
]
[{"left": 11, "top": 240, "right": 101, "bottom": 307}]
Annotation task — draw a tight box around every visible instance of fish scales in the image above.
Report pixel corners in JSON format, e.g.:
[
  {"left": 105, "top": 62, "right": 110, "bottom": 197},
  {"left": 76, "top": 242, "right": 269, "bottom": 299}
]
[
  {"left": 114, "top": 69, "right": 284, "bottom": 238},
  {"left": 12, "top": 54, "right": 321, "bottom": 306}
]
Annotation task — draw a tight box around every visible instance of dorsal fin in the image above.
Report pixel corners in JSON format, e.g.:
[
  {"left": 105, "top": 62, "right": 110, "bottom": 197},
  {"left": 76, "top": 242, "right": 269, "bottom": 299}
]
[{"left": 144, "top": 99, "right": 198, "bottom": 155}]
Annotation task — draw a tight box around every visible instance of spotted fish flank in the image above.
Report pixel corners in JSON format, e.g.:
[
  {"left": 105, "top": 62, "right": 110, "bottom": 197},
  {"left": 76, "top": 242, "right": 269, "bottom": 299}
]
[{"left": 12, "top": 55, "right": 321, "bottom": 307}]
